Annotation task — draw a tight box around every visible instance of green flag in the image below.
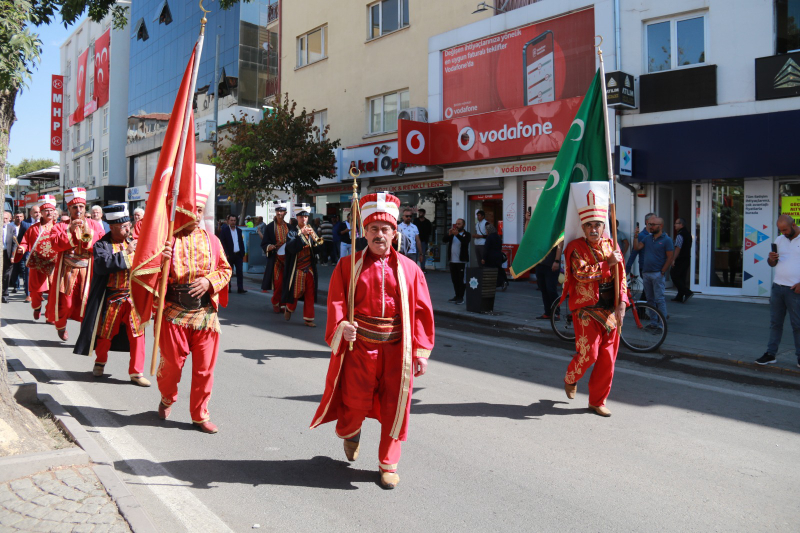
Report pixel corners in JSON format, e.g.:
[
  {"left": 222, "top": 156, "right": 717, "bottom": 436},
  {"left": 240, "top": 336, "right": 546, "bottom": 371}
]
[{"left": 510, "top": 69, "right": 610, "bottom": 278}]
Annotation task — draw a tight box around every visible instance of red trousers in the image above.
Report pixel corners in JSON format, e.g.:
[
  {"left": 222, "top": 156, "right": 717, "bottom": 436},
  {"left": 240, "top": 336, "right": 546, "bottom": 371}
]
[
  {"left": 271, "top": 258, "right": 285, "bottom": 310},
  {"left": 54, "top": 287, "right": 84, "bottom": 329},
  {"left": 157, "top": 320, "right": 219, "bottom": 423},
  {"left": 564, "top": 315, "right": 620, "bottom": 407},
  {"left": 286, "top": 272, "right": 315, "bottom": 321},
  {"left": 335, "top": 340, "right": 404, "bottom": 472},
  {"left": 94, "top": 301, "right": 146, "bottom": 377},
  {"left": 30, "top": 290, "right": 46, "bottom": 311}
]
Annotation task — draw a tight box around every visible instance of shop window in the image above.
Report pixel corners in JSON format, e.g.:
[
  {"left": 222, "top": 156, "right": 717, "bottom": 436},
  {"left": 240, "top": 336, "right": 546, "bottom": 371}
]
[
  {"left": 368, "top": 90, "right": 409, "bottom": 134},
  {"left": 709, "top": 179, "right": 743, "bottom": 288},
  {"left": 646, "top": 13, "right": 706, "bottom": 73},
  {"left": 368, "top": 0, "right": 409, "bottom": 40},
  {"left": 297, "top": 26, "right": 326, "bottom": 68},
  {"left": 777, "top": 0, "right": 800, "bottom": 53}
]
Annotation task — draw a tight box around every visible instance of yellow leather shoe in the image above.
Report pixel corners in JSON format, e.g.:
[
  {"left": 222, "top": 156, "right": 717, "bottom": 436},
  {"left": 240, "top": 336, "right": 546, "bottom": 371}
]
[
  {"left": 92, "top": 363, "right": 105, "bottom": 377},
  {"left": 130, "top": 375, "right": 151, "bottom": 387},
  {"left": 343, "top": 439, "right": 360, "bottom": 461},
  {"left": 564, "top": 382, "right": 577, "bottom": 399},
  {"left": 380, "top": 471, "right": 400, "bottom": 490},
  {"left": 589, "top": 404, "right": 611, "bottom": 417}
]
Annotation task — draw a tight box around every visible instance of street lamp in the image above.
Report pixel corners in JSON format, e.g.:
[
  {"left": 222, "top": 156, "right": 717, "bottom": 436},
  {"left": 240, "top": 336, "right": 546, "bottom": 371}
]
[{"left": 472, "top": 1, "right": 506, "bottom": 14}]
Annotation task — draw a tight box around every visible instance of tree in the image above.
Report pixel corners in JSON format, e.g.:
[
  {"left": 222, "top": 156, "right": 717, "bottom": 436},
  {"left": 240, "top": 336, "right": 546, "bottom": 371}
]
[
  {"left": 8, "top": 157, "right": 58, "bottom": 178},
  {"left": 211, "top": 94, "right": 341, "bottom": 223}
]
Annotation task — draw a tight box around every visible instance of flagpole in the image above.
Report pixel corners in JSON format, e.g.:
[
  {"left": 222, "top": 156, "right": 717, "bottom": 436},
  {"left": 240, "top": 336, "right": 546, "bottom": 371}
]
[
  {"left": 149, "top": 10, "right": 208, "bottom": 376},
  {"left": 596, "top": 37, "right": 622, "bottom": 309},
  {"left": 347, "top": 168, "right": 360, "bottom": 351}
]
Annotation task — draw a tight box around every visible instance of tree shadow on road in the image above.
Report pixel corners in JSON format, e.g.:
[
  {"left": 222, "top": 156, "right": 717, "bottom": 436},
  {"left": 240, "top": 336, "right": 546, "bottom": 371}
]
[
  {"left": 223, "top": 348, "right": 330, "bottom": 365},
  {"left": 409, "top": 398, "right": 586, "bottom": 420},
  {"left": 116, "top": 456, "right": 380, "bottom": 490}
]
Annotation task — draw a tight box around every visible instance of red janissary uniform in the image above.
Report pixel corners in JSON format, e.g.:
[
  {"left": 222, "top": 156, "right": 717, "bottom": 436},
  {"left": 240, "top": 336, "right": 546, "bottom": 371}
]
[
  {"left": 270, "top": 220, "right": 289, "bottom": 312},
  {"left": 311, "top": 246, "right": 435, "bottom": 473},
  {"left": 14, "top": 220, "right": 56, "bottom": 314},
  {"left": 157, "top": 227, "right": 231, "bottom": 424},
  {"left": 47, "top": 218, "right": 105, "bottom": 329},
  {"left": 95, "top": 240, "right": 146, "bottom": 376},
  {"left": 562, "top": 237, "right": 628, "bottom": 407}
]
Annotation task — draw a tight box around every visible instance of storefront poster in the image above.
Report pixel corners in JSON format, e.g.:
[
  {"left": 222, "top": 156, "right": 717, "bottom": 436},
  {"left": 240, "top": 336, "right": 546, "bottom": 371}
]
[
  {"left": 742, "top": 180, "right": 773, "bottom": 297},
  {"left": 780, "top": 196, "right": 800, "bottom": 219},
  {"left": 442, "top": 8, "right": 595, "bottom": 118}
]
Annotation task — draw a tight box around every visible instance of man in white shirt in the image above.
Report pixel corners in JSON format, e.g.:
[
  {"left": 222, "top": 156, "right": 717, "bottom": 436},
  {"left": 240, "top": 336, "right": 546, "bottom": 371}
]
[
  {"left": 473, "top": 210, "right": 488, "bottom": 266},
  {"left": 397, "top": 208, "right": 422, "bottom": 263},
  {"left": 757, "top": 214, "right": 800, "bottom": 367},
  {"left": 443, "top": 218, "right": 471, "bottom": 305}
]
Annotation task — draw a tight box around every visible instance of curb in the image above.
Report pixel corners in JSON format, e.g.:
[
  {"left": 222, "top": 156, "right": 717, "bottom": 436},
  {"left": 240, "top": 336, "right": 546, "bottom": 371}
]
[{"left": 7, "top": 358, "right": 159, "bottom": 533}]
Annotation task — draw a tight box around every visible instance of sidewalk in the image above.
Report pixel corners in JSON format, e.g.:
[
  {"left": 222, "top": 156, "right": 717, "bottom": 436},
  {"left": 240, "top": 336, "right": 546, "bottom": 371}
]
[{"left": 245, "top": 263, "right": 800, "bottom": 377}]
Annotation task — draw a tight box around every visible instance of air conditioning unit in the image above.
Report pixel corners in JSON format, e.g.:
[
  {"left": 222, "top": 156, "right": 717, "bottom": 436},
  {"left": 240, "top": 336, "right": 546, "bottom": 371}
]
[
  {"left": 398, "top": 107, "right": 428, "bottom": 123},
  {"left": 197, "top": 120, "right": 216, "bottom": 143}
]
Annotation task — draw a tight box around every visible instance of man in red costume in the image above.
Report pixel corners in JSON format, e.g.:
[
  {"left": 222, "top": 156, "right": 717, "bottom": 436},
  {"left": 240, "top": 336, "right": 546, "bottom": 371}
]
[
  {"left": 157, "top": 184, "right": 232, "bottom": 434},
  {"left": 13, "top": 196, "right": 57, "bottom": 319},
  {"left": 561, "top": 186, "right": 628, "bottom": 417},
  {"left": 47, "top": 188, "right": 105, "bottom": 341},
  {"left": 311, "top": 192, "right": 435, "bottom": 489}
]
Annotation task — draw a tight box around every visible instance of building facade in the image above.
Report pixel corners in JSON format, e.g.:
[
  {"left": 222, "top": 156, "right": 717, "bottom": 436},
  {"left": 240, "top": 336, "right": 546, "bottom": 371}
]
[
  {"left": 59, "top": 5, "right": 131, "bottom": 207},
  {"left": 125, "top": 0, "right": 279, "bottom": 214},
  {"left": 618, "top": 0, "right": 800, "bottom": 298},
  {"left": 279, "top": 0, "right": 491, "bottom": 269}
]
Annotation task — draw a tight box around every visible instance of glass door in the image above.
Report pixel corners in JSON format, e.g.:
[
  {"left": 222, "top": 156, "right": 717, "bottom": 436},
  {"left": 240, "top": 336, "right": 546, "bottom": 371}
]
[{"left": 709, "top": 179, "right": 744, "bottom": 289}]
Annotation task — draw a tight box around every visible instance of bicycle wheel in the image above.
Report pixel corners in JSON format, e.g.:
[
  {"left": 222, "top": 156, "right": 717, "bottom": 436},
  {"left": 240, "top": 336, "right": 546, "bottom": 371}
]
[
  {"left": 627, "top": 274, "right": 644, "bottom": 302},
  {"left": 550, "top": 295, "right": 575, "bottom": 342},
  {"left": 620, "top": 302, "right": 667, "bottom": 352}
]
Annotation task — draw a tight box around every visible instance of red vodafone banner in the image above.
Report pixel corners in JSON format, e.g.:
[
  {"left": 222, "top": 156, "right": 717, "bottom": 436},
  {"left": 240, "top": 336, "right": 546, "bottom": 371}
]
[
  {"left": 70, "top": 49, "right": 88, "bottom": 125},
  {"left": 442, "top": 8, "right": 594, "bottom": 118},
  {"left": 50, "top": 75, "right": 64, "bottom": 151},
  {"left": 94, "top": 29, "right": 111, "bottom": 108},
  {"left": 399, "top": 96, "right": 582, "bottom": 166}
]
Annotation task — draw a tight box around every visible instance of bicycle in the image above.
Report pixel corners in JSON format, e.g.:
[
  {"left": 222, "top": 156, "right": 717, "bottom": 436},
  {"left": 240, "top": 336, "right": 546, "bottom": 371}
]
[{"left": 549, "top": 284, "right": 667, "bottom": 353}]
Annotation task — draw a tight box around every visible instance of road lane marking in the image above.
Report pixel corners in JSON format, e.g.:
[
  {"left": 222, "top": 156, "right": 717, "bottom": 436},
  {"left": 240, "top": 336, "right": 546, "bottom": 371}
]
[
  {"left": 437, "top": 330, "right": 800, "bottom": 410},
  {"left": 1, "top": 322, "right": 234, "bottom": 533}
]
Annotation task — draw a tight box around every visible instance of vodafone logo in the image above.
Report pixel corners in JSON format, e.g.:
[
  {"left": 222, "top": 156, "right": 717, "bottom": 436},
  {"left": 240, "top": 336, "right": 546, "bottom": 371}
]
[
  {"left": 445, "top": 107, "right": 454, "bottom": 119},
  {"left": 406, "top": 130, "right": 425, "bottom": 155},
  {"left": 457, "top": 127, "right": 475, "bottom": 151}
]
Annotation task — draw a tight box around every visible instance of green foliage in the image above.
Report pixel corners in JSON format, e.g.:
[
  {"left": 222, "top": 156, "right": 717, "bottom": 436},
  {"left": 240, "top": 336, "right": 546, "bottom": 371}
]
[
  {"left": 211, "top": 93, "right": 341, "bottom": 206},
  {"left": 8, "top": 157, "right": 58, "bottom": 178},
  {"left": 0, "top": 0, "right": 42, "bottom": 93}
]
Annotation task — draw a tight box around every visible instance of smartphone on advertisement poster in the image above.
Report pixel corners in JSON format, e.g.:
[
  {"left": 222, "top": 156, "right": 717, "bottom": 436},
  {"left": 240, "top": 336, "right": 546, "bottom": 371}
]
[{"left": 524, "top": 30, "right": 555, "bottom": 106}]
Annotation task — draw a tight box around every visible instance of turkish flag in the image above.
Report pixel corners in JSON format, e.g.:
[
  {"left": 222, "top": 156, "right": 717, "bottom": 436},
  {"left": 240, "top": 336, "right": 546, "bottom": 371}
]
[
  {"left": 71, "top": 49, "right": 88, "bottom": 124},
  {"left": 94, "top": 29, "right": 110, "bottom": 108},
  {"left": 130, "top": 42, "right": 200, "bottom": 326}
]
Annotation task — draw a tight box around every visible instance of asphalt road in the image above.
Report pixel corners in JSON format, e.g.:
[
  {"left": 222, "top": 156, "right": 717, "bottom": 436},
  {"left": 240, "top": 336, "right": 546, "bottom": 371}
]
[{"left": 3, "top": 285, "right": 799, "bottom": 533}]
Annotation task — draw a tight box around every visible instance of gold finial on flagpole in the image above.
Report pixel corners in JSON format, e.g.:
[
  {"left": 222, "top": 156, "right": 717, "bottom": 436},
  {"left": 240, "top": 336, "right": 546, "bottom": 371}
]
[
  {"left": 347, "top": 167, "right": 361, "bottom": 351},
  {"left": 199, "top": 0, "right": 210, "bottom": 30}
]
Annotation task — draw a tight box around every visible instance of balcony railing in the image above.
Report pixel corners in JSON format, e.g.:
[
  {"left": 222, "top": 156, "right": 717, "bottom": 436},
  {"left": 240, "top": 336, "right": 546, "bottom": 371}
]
[{"left": 267, "top": 2, "right": 278, "bottom": 23}]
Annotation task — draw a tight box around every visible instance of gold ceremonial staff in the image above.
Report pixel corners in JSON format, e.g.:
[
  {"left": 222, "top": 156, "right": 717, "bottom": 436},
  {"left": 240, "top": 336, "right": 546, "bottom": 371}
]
[
  {"left": 149, "top": 1, "right": 209, "bottom": 376},
  {"left": 347, "top": 167, "right": 362, "bottom": 351}
]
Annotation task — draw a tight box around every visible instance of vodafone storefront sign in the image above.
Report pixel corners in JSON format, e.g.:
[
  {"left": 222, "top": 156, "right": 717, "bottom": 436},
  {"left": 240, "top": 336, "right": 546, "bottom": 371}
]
[{"left": 398, "top": 96, "right": 581, "bottom": 166}]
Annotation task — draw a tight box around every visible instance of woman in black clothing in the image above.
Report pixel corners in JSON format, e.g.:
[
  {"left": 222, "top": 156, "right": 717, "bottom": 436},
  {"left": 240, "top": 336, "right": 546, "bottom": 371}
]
[{"left": 482, "top": 224, "right": 508, "bottom": 290}]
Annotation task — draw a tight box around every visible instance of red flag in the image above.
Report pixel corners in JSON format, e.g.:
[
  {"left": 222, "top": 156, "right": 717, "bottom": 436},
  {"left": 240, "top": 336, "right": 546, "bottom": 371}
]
[
  {"left": 94, "top": 29, "right": 111, "bottom": 108},
  {"left": 70, "top": 49, "right": 88, "bottom": 126},
  {"left": 130, "top": 44, "right": 199, "bottom": 326}
]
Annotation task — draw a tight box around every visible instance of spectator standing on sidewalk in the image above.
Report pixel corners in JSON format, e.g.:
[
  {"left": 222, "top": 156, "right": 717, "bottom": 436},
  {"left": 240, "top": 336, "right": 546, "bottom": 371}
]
[
  {"left": 329, "top": 214, "right": 341, "bottom": 264},
  {"left": 339, "top": 213, "right": 353, "bottom": 258},
  {"left": 414, "top": 208, "right": 433, "bottom": 272},
  {"left": 632, "top": 216, "right": 674, "bottom": 328},
  {"left": 756, "top": 214, "right": 800, "bottom": 367},
  {"left": 671, "top": 218, "right": 694, "bottom": 303},
  {"left": 626, "top": 212, "right": 655, "bottom": 276},
  {"left": 444, "top": 219, "right": 470, "bottom": 304},
  {"left": 473, "top": 210, "right": 488, "bottom": 265},
  {"left": 397, "top": 208, "right": 422, "bottom": 263},
  {"left": 615, "top": 220, "right": 629, "bottom": 257},
  {"left": 482, "top": 224, "right": 508, "bottom": 291},
  {"left": 319, "top": 216, "right": 334, "bottom": 265},
  {"left": 535, "top": 243, "right": 563, "bottom": 319}
]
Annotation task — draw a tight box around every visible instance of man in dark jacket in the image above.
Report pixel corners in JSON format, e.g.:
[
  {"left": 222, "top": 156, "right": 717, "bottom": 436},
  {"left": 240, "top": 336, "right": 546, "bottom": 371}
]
[
  {"left": 260, "top": 202, "right": 290, "bottom": 312},
  {"left": 671, "top": 218, "right": 693, "bottom": 303},
  {"left": 413, "top": 208, "right": 433, "bottom": 272},
  {"left": 219, "top": 214, "right": 247, "bottom": 294},
  {"left": 73, "top": 204, "right": 149, "bottom": 387},
  {"left": 281, "top": 204, "right": 321, "bottom": 327},
  {"left": 443, "top": 218, "right": 471, "bottom": 304}
]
